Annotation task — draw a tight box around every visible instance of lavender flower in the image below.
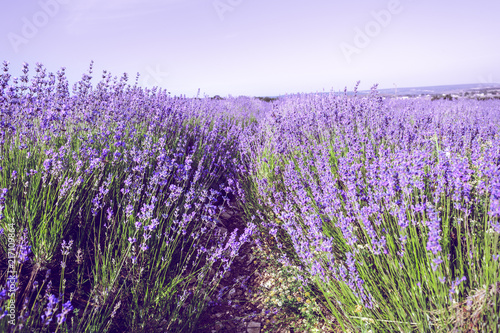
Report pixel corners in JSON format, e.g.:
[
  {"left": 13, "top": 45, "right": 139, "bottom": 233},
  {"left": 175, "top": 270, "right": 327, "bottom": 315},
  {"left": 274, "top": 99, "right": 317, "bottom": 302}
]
[
  {"left": 56, "top": 301, "right": 73, "bottom": 325},
  {"left": 425, "top": 208, "right": 442, "bottom": 255},
  {"left": 431, "top": 256, "right": 443, "bottom": 272},
  {"left": 61, "top": 240, "right": 73, "bottom": 256},
  {"left": 449, "top": 276, "right": 466, "bottom": 301},
  {"left": 18, "top": 229, "right": 32, "bottom": 263},
  {"left": 41, "top": 294, "right": 59, "bottom": 325},
  {"left": 0, "top": 188, "right": 7, "bottom": 221}
]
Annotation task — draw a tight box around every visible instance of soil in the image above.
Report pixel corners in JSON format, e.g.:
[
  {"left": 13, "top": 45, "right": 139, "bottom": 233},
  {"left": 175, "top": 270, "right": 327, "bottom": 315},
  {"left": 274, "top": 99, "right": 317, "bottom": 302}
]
[{"left": 194, "top": 206, "right": 286, "bottom": 333}]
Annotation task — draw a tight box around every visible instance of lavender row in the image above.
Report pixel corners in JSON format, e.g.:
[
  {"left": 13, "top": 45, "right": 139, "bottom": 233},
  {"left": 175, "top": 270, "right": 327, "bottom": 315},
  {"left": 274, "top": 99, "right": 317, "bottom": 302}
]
[
  {"left": 242, "top": 85, "right": 500, "bottom": 331},
  {"left": 0, "top": 62, "right": 263, "bottom": 332}
]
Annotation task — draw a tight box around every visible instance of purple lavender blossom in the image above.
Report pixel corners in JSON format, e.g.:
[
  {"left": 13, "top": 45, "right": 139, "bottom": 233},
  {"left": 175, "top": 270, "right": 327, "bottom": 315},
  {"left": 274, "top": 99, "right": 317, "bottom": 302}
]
[
  {"left": 449, "top": 276, "right": 466, "bottom": 301},
  {"left": 18, "top": 229, "right": 32, "bottom": 263},
  {"left": 56, "top": 301, "right": 74, "bottom": 325},
  {"left": 431, "top": 256, "right": 443, "bottom": 272},
  {"left": 41, "top": 294, "right": 59, "bottom": 325},
  {"left": 425, "top": 208, "right": 442, "bottom": 256}
]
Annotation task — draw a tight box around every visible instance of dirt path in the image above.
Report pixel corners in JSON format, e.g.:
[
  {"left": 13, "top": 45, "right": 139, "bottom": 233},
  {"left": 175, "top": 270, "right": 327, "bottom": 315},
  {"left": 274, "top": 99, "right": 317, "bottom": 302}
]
[
  {"left": 194, "top": 207, "right": 271, "bottom": 333},
  {"left": 194, "top": 205, "right": 337, "bottom": 333}
]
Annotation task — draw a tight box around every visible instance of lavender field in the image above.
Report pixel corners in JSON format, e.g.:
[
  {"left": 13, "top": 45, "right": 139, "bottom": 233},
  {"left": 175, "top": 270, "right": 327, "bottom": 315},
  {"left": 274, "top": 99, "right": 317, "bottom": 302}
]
[{"left": 0, "top": 63, "right": 499, "bottom": 332}]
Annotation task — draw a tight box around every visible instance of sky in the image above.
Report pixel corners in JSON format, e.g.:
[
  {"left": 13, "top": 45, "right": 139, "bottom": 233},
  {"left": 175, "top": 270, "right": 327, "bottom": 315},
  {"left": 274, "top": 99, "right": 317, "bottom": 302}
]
[{"left": 1, "top": 0, "right": 499, "bottom": 97}]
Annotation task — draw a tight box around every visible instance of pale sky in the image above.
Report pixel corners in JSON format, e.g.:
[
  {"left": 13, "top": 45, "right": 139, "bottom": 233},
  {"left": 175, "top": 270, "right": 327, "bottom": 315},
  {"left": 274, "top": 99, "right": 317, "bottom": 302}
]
[{"left": 1, "top": 0, "right": 499, "bottom": 97}]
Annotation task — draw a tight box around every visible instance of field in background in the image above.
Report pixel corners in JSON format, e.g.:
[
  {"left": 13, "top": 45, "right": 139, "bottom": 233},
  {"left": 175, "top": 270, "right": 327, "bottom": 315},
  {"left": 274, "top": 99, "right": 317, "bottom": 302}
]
[{"left": 0, "top": 63, "right": 499, "bottom": 332}]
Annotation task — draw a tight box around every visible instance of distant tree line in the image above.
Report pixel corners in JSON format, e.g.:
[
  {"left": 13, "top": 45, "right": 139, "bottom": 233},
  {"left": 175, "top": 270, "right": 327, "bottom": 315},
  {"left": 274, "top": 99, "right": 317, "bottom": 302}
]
[
  {"left": 255, "top": 96, "right": 279, "bottom": 102},
  {"left": 431, "top": 93, "right": 500, "bottom": 101},
  {"left": 209, "top": 95, "right": 279, "bottom": 102}
]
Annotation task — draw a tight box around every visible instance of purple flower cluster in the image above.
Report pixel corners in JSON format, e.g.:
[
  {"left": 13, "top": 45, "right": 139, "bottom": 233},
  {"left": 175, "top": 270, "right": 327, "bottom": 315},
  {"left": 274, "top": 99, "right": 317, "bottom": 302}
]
[
  {"left": 449, "top": 276, "right": 466, "bottom": 301},
  {"left": 0, "top": 188, "right": 6, "bottom": 221},
  {"left": 41, "top": 294, "right": 59, "bottom": 326},
  {"left": 56, "top": 300, "right": 73, "bottom": 325}
]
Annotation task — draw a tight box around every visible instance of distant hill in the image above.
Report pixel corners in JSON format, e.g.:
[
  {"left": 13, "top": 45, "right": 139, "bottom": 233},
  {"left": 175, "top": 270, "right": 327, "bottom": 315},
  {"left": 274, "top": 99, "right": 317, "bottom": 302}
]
[
  {"left": 266, "top": 83, "right": 500, "bottom": 99},
  {"left": 366, "top": 83, "right": 500, "bottom": 97}
]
